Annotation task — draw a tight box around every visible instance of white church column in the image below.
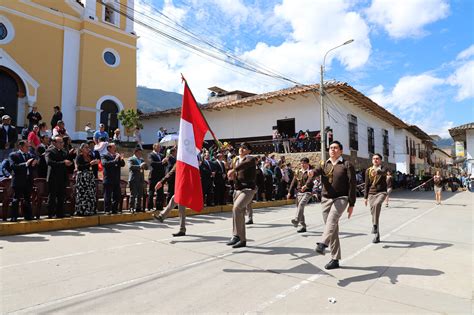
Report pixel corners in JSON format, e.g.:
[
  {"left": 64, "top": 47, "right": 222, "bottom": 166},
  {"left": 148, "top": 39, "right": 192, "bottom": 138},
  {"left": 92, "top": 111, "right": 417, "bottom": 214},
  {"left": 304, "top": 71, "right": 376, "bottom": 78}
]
[
  {"left": 60, "top": 27, "right": 80, "bottom": 139},
  {"left": 84, "top": 0, "right": 97, "bottom": 20},
  {"left": 125, "top": 0, "right": 135, "bottom": 33}
]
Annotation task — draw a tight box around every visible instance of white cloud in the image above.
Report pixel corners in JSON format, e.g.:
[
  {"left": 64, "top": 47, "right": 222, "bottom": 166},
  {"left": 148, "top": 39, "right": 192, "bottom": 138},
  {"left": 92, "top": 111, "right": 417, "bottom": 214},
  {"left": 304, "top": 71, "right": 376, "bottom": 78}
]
[
  {"left": 369, "top": 74, "right": 444, "bottom": 113},
  {"left": 134, "top": 0, "right": 372, "bottom": 103},
  {"left": 390, "top": 74, "right": 444, "bottom": 110},
  {"left": 447, "top": 60, "right": 474, "bottom": 101},
  {"left": 415, "top": 117, "right": 454, "bottom": 138},
  {"left": 271, "top": 0, "right": 371, "bottom": 70},
  {"left": 456, "top": 44, "right": 474, "bottom": 60},
  {"left": 365, "top": 0, "right": 450, "bottom": 39},
  {"left": 209, "top": 0, "right": 249, "bottom": 27}
]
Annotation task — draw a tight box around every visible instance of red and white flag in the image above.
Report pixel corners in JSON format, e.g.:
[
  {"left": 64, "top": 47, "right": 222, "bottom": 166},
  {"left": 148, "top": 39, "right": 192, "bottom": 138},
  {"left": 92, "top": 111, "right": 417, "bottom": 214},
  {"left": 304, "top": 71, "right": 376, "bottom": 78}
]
[{"left": 174, "top": 78, "right": 216, "bottom": 212}]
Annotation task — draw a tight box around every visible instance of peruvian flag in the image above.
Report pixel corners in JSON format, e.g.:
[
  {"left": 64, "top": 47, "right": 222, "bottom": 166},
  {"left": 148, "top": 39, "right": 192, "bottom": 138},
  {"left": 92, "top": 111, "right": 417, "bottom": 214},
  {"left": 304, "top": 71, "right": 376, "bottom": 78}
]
[{"left": 174, "top": 78, "right": 215, "bottom": 212}]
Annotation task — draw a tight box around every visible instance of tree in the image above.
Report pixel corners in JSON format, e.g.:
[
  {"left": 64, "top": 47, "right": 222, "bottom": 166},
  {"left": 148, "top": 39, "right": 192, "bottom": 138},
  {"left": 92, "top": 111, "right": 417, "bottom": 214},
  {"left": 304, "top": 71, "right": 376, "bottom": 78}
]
[{"left": 118, "top": 109, "right": 143, "bottom": 141}]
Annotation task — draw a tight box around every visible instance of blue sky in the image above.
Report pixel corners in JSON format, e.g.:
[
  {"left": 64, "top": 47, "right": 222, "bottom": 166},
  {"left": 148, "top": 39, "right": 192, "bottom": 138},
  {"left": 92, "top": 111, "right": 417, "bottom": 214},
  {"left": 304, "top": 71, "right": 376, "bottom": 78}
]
[{"left": 135, "top": 0, "right": 474, "bottom": 137}]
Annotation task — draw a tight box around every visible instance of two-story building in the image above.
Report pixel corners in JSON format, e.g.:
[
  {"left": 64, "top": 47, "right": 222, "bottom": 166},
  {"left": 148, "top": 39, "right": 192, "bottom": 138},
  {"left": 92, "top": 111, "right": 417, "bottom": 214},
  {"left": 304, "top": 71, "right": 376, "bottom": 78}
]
[
  {"left": 0, "top": 0, "right": 137, "bottom": 139},
  {"left": 394, "top": 125, "right": 435, "bottom": 176},
  {"left": 141, "top": 82, "right": 409, "bottom": 170},
  {"left": 449, "top": 122, "right": 474, "bottom": 175}
]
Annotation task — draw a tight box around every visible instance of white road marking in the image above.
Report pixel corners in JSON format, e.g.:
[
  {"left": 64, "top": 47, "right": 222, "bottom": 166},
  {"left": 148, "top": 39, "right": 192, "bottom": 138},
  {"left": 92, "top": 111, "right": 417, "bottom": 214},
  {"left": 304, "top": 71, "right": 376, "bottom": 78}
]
[
  {"left": 247, "top": 203, "right": 440, "bottom": 314},
  {"left": 0, "top": 214, "right": 294, "bottom": 270},
  {"left": 11, "top": 252, "right": 234, "bottom": 314}
]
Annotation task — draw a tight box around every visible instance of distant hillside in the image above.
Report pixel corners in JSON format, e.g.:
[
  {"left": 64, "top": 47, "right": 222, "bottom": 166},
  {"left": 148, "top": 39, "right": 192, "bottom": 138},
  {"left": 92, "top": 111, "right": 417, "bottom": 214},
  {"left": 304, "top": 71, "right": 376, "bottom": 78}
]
[
  {"left": 137, "top": 86, "right": 182, "bottom": 113},
  {"left": 434, "top": 138, "right": 454, "bottom": 148}
]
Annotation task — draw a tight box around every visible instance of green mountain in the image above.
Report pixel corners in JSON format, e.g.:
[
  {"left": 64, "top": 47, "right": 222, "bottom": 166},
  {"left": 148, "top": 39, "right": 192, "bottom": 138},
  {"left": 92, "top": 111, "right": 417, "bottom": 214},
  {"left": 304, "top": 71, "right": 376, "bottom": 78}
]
[
  {"left": 137, "top": 86, "right": 183, "bottom": 113},
  {"left": 434, "top": 138, "right": 454, "bottom": 148}
]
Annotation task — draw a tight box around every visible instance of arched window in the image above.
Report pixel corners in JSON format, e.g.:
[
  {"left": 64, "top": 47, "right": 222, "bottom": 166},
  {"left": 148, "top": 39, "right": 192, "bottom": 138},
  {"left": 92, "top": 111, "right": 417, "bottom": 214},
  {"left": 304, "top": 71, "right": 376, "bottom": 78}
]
[
  {"left": 0, "top": 67, "right": 27, "bottom": 127},
  {"left": 0, "top": 23, "right": 7, "bottom": 40},
  {"left": 100, "top": 100, "right": 119, "bottom": 136}
]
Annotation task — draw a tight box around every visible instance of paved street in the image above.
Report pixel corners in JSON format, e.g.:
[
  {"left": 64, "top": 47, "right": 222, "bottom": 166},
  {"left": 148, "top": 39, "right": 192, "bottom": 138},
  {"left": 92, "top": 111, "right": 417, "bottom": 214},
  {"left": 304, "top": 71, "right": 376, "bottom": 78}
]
[{"left": 1, "top": 190, "right": 472, "bottom": 314}]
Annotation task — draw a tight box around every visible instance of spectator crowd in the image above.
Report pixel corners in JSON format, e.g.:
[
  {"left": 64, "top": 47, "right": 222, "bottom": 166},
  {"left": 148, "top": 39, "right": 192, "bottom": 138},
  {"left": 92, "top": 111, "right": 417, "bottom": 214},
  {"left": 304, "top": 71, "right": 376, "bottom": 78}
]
[{"left": 0, "top": 108, "right": 469, "bottom": 223}]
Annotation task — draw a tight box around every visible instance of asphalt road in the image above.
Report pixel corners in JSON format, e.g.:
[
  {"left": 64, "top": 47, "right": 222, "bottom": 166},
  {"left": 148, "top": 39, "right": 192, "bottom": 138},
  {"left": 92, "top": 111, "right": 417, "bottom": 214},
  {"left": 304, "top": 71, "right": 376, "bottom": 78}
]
[{"left": 1, "top": 190, "right": 472, "bottom": 314}]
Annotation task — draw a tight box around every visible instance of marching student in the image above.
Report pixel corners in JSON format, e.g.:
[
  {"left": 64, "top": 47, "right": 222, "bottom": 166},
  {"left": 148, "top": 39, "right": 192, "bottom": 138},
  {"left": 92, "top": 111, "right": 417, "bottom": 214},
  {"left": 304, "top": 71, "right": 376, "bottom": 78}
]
[
  {"left": 314, "top": 141, "right": 356, "bottom": 270},
  {"left": 287, "top": 157, "right": 314, "bottom": 233},
  {"left": 152, "top": 162, "right": 187, "bottom": 237},
  {"left": 226, "top": 142, "right": 257, "bottom": 249},
  {"left": 364, "top": 153, "right": 387, "bottom": 244}
]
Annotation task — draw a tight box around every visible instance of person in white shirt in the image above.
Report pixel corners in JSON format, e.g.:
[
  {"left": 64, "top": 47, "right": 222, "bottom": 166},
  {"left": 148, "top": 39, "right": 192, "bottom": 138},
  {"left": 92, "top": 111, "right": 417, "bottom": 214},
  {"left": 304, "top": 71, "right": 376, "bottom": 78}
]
[{"left": 85, "top": 122, "right": 95, "bottom": 140}]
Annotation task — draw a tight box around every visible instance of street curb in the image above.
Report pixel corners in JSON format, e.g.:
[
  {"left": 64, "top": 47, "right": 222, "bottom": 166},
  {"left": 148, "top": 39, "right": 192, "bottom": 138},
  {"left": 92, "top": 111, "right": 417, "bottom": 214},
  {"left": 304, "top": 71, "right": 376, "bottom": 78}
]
[{"left": 0, "top": 200, "right": 295, "bottom": 236}]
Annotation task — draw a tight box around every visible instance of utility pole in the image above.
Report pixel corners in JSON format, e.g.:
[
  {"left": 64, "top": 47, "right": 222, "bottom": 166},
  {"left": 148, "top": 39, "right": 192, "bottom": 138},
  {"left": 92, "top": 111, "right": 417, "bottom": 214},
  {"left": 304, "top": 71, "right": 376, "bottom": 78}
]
[{"left": 320, "top": 39, "right": 354, "bottom": 162}]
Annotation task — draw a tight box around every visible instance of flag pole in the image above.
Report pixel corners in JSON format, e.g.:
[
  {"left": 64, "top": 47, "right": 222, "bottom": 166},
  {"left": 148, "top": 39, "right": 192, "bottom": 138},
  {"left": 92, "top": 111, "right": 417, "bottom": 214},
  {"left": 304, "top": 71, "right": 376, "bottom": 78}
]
[{"left": 181, "top": 74, "right": 222, "bottom": 149}]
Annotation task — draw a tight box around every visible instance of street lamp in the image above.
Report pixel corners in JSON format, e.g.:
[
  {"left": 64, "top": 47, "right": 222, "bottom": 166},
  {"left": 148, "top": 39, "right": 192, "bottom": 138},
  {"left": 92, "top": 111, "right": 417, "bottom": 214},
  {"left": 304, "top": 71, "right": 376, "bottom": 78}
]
[{"left": 320, "top": 39, "right": 354, "bottom": 161}]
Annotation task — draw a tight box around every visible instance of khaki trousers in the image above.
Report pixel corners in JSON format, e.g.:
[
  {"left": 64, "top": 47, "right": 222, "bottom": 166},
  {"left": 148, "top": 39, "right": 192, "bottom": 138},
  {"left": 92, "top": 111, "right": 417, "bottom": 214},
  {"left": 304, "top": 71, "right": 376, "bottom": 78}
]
[
  {"left": 295, "top": 192, "right": 312, "bottom": 227},
  {"left": 232, "top": 189, "right": 256, "bottom": 241},
  {"left": 246, "top": 203, "right": 253, "bottom": 219},
  {"left": 368, "top": 192, "right": 387, "bottom": 227},
  {"left": 159, "top": 195, "right": 186, "bottom": 232},
  {"left": 320, "top": 197, "right": 349, "bottom": 260}
]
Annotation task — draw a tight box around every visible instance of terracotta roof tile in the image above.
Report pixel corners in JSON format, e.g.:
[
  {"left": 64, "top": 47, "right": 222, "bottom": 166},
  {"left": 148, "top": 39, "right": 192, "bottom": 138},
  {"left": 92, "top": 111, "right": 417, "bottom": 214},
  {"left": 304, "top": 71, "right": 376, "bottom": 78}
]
[{"left": 140, "top": 82, "right": 408, "bottom": 129}]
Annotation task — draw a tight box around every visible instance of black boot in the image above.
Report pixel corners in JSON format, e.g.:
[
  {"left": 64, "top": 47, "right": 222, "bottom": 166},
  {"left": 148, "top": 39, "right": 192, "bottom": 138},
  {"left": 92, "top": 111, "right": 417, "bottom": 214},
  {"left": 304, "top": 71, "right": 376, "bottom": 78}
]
[
  {"left": 226, "top": 236, "right": 240, "bottom": 246},
  {"left": 232, "top": 240, "right": 246, "bottom": 248},
  {"left": 172, "top": 231, "right": 186, "bottom": 237},
  {"left": 373, "top": 232, "right": 380, "bottom": 243},
  {"left": 297, "top": 226, "right": 307, "bottom": 233},
  {"left": 324, "top": 259, "right": 340, "bottom": 270},
  {"left": 315, "top": 243, "right": 327, "bottom": 255},
  {"left": 371, "top": 225, "right": 378, "bottom": 234}
]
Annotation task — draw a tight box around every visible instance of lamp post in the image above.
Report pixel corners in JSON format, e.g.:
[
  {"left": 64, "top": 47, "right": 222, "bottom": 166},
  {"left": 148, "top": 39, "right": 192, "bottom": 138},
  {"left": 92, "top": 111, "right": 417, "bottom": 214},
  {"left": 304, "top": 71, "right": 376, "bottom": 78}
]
[{"left": 320, "top": 39, "right": 354, "bottom": 162}]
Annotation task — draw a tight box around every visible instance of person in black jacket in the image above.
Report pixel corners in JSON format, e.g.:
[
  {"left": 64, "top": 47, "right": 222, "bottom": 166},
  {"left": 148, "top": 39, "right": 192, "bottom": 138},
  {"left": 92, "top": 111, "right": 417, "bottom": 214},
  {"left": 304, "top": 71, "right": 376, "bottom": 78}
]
[
  {"left": 0, "top": 115, "right": 18, "bottom": 161},
  {"left": 200, "top": 152, "right": 214, "bottom": 207},
  {"left": 88, "top": 140, "right": 101, "bottom": 178},
  {"left": 9, "top": 141, "right": 38, "bottom": 221},
  {"left": 147, "top": 143, "right": 166, "bottom": 210},
  {"left": 27, "top": 106, "right": 42, "bottom": 130},
  {"left": 165, "top": 147, "right": 177, "bottom": 203},
  {"left": 213, "top": 153, "right": 227, "bottom": 205},
  {"left": 50, "top": 106, "right": 62, "bottom": 129},
  {"left": 37, "top": 135, "right": 50, "bottom": 178},
  {"left": 45, "top": 136, "right": 72, "bottom": 218},
  {"left": 255, "top": 157, "right": 265, "bottom": 202},
  {"left": 101, "top": 143, "right": 125, "bottom": 214}
]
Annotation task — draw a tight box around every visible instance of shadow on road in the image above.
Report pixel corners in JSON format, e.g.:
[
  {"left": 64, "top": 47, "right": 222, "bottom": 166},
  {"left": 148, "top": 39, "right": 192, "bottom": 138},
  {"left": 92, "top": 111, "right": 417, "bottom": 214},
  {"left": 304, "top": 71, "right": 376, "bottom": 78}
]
[
  {"left": 337, "top": 265, "right": 444, "bottom": 286},
  {"left": 223, "top": 262, "right": 324, "bottom": 275},
  {"left": 390, "top": 190, "right": 461, "bottom": 201},
  {"left": 381, "top": 240, "right": 453, "bottom": 251},
  {"left": 169, "top": 234, "right": 230, "bottom": 244},
  {"left": 0, "top": 235, "right": 49, "bottom": 242}
]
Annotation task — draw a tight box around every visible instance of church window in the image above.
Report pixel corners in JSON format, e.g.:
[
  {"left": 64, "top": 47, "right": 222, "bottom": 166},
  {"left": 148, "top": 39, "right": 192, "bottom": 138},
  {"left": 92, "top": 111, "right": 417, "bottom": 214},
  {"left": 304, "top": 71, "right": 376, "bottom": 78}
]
[
  {"left": 0, "top": 23, "right": 7, "bottom": 40},
  {"left": 104, "top": 5, "right": 115, "bottom": 24},
  {"left": 103, "top": 49, "right": 120, "bottom": 67},
  {"left": 104, "top": 51, "right": 116, "bottom": 65}
]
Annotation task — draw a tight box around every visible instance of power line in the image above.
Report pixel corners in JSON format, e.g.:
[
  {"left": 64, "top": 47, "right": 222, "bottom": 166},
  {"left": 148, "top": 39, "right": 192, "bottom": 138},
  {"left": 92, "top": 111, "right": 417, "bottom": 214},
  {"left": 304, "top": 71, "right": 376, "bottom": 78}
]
[{"left": 100, "top": 0, "right": 303, "bottom": 86}]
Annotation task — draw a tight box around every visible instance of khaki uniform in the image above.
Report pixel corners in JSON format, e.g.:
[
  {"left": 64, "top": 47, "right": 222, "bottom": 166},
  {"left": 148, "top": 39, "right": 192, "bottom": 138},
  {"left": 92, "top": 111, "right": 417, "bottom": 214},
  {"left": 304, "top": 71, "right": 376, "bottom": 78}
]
[{"left": 231, "top": 155, "right": 257, "bottom": 241}]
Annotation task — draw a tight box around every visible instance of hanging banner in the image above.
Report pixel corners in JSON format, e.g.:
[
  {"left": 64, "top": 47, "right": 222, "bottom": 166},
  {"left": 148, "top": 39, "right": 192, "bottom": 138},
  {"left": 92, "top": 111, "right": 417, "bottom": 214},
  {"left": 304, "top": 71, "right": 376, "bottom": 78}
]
[{"left": 455, "top": 141, "right": 465, "bottom": 157}]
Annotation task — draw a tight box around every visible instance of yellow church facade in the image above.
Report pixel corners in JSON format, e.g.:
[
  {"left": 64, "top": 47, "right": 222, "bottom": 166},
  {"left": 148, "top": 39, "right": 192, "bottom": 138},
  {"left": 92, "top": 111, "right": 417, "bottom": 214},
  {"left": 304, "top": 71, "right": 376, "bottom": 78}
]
[{"left": 0, "top": 0, "right": 137, "bottom": 139}]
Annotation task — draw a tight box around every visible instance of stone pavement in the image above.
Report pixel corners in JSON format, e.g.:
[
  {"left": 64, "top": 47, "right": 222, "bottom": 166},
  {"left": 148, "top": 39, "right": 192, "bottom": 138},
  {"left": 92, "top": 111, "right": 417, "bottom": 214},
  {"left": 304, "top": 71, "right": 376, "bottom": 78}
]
[{"left": 0, "top": 190, "right": 472, "bottom": 314}]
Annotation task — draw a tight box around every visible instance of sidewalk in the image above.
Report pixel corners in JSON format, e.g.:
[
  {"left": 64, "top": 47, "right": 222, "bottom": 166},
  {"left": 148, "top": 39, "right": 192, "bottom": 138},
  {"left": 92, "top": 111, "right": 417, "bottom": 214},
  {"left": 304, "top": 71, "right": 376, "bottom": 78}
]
[{"left": 0, "top": 199, "right": 293, "bottom": 236}]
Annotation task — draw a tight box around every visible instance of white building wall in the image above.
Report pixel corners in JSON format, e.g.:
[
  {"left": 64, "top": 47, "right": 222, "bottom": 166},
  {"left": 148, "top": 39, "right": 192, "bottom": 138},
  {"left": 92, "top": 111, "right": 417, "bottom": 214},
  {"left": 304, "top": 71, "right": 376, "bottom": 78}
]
[
  {"left": 394, "top": 129, "right": 410, "bottom": 173},
  {"left": 466, "top": 129, "right": 474, "bottom": 159},
  {"left": 394, "top": 129, "right": 427, "bottom": 174},
  {"left": 141, "top": 91, "right": 397, "bottom": 164},
  {"left": 325, "top": 95, "right": 396, "bottom": 163}
]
